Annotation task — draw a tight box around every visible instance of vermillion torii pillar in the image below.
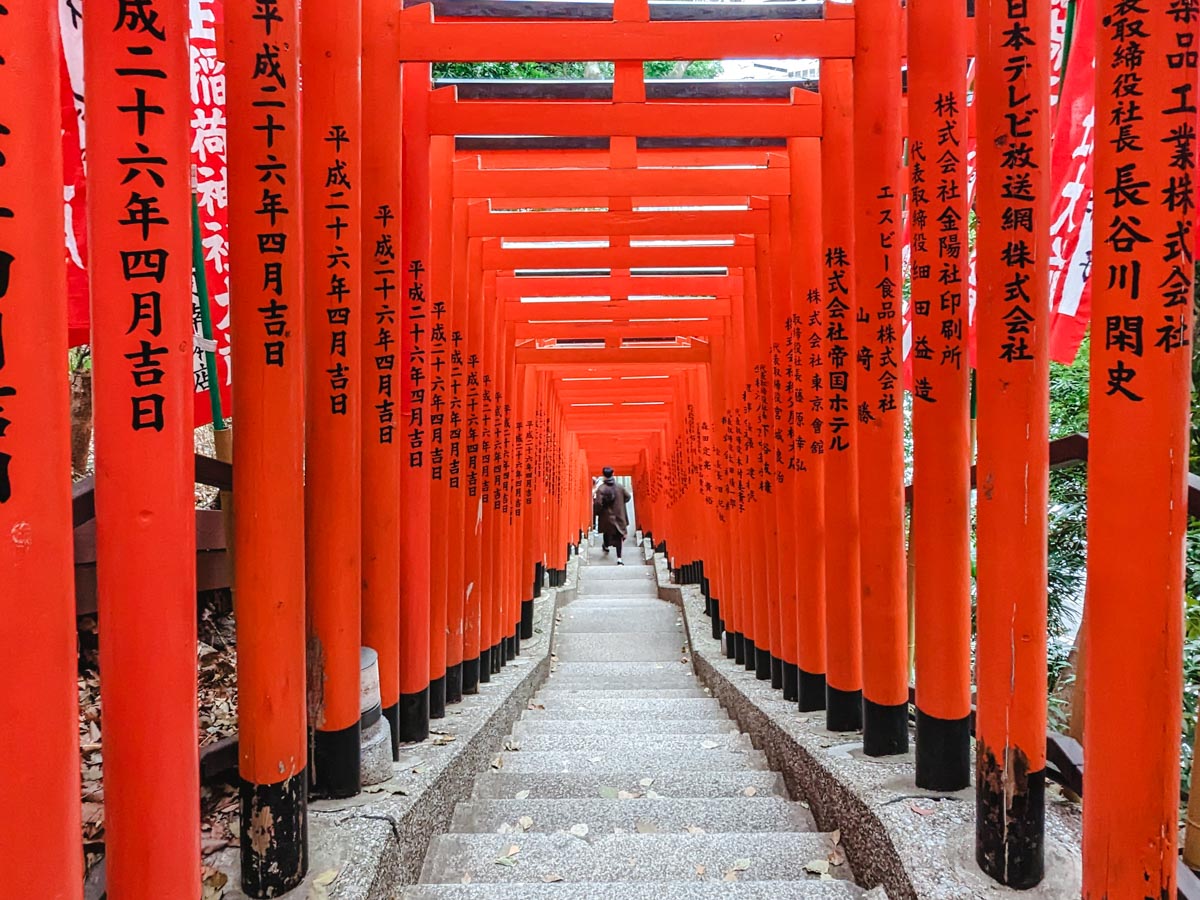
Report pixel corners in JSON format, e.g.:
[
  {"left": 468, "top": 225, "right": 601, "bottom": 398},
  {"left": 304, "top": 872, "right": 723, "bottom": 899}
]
[
  {"left": 1084, "top": 5, "right": 1195, "bottom": 897},
  {"left": 908, "top": 0, "right": 972, "bottom": 792},
  {"left": 852, "top": 0, "right": 908, "bottom": 757},
  {"left": 227, "top": 0, "right": 308, "bottom": 887},
  {"left": 304, "top": 0, "right": 364, "bottom": 798},
  {"left": 975, "top": 0, "right": 1050, "bottom": 887},
  {"left": 0, "top": 7, "right": 83, "bottom": 897},
  {"left": 86, "top": 0, "right": 201, "bottom": 894}
]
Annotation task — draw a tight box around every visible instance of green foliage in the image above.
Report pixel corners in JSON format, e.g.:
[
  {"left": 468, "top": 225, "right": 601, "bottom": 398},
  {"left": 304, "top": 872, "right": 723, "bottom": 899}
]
[{"left": 432, "top": 61, "right": 723, "bottom": 80}]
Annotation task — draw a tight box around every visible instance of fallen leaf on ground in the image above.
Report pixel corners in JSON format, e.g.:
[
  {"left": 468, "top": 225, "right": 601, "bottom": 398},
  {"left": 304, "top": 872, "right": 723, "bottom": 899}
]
[
  {"left": 732, "top": 858, "right": 751, "bottom": 872},
  {"left": 830, "top": 829, "right": 841, "bottom": 845},
  {"left": 598, "top": 786, "right": 619, "bottom": 799},
  {"left": 742, "top": 787, "right": 758, "bottom": 797},
  {"left": 460, "top": 873, "right": 472, "bottom": 884},
  {"left": 569, "top": 823, "right": 589, "bottom": 837},
  {"left": 635, "top": 819, "right": 658, "bottom": 834},
  {"left": 490, "top": 755, "right": 504, "bottom": 770},
  {"left": 617, "top": 790, "right": 637, "bottom": 800},
  {"left": 494, "top": 845, "right": 521, "bottom": 866},
  {"left": 514, "top": 790, "right": 531, "bottom": 800},
  {"left": 645, "top": 789, "right": 662, "bottom": 799},
  {"left": 803, "top": 859, "right": 830, "bottom": 876},
  {"left": 542, "top": 874, "right": 564, "bottom": 883},
  {"left": 639, "top": 778, "right": 654, "bottom": 787},
  {"left": 694, "top": 864, "right": 706, "bottom": 877},
  {"left": 200, "top": 866, "right": 227, "bottom": 900},
  {"left": 700, "top": 741, "right": 719, "bottom": 750},
  {"left": 686, "top": 825, "right": 706, "bottom": 834},
  {"left": 518, "top": 816, "right": 534, "bottom": 831},
  {"left": 829, "top": 847, "right": 846, "bottom": 867},
  {"left": 909, "top": 801, "right": 935, "bottom": 816}
]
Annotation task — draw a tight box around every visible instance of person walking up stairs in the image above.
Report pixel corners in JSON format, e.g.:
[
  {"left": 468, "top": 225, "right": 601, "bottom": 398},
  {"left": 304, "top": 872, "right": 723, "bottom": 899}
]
[{"left": 403, "top": 545, "right": 865, "bottom": 898}]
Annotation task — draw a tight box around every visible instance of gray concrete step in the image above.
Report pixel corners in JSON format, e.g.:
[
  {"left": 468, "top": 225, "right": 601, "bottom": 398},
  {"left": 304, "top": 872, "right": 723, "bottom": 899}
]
[
  {"left": 542, "top": 675, "right": 701, "bottom": 690},
  {"left": 533, "top": 696, "right": 720, "bottom": 713},
  {"left": 520, "top": 706, "right": 730, "bottom": 722},
  {"left": 491, "top": 748, "right": 768, "bottom": 773},
  {"left": 535, "top": 687, "right": 711, "bottom": 700},
  {"left": 470, "top": 771, "right": 787, "bottom": 800},
  {"left": 449, "top": 796, "right": 816, "bottom": 834},
  {"left": 578, "top": 566, "right": 658, "bottom": 581},
  {"left": 512, "top": 719, "right": 740, "bottom": 737},
  {"left": 556, "top": 610, "right": 681, "bottom": 632},
  {"left": 501, "top": 732, "right": 751, "bottom": 753},
  {"left": 552, "top": 633, "right": 688, "bottom": 662},
  {"left": 547, "top": 661, "right": 695, "bottom": 678},
  {"left": 403, "top": 883, "right": 865, "bottom": 899},
  {"left": 419, "top": 832, "right": 847, "bottom": 884}
]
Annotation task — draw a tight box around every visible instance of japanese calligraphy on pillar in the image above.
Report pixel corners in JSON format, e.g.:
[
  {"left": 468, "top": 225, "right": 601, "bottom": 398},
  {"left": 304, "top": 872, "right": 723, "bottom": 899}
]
[
  {"left": 429, "top": 297, "right": 447, "bottom": 479},
  {"left": 466, "top": 350, "right": 479, "bottom": 497},
  {"left": 480, "top": 374, "right": 492, "bottom": 505},
  {"left": 228, "top": 0, "right": 298, "bottom": 373},
  {"left": 449, "top": 328, "right": 464, "bottom": 488},
  {"left": 857, "top": 185, "right": 900, "bottom": 420},
  {"left": 90, "top": 0, "right": 193, "bottom": 438},
  {"left": 824, "top": 248, "right": 852, "bottom": 452},
  {"left": 910, "top": 88, "right": 967, "bottom": 403},
  {"left": 370, "top": 205, "right": 398, "bottom": 443},
  {"left": 319, "top": 124, "right": 355, "bottom": 416},
  {"left": 805, "top": 287, "right": 826, "bottom": 457},
  {"left": 500, "top": 399, "right": 511, "bottom": 515},
  {"left": 407, "top": 259, "right": 427, "bottom": 468}
]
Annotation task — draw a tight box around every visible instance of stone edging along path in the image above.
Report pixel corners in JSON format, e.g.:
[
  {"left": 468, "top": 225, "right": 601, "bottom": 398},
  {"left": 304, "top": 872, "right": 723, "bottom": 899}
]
[
  {"left": 651, "top": 547, "right": 1083, "bottom": 900},
  {"left": 210, "top": 558, "right": 578, "bottom": 900}
]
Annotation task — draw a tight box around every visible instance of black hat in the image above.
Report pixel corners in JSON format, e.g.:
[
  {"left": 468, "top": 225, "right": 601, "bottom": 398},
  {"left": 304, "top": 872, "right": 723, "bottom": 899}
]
[{"left": 602, "top": 466, "right": 614, "bottom": 477}]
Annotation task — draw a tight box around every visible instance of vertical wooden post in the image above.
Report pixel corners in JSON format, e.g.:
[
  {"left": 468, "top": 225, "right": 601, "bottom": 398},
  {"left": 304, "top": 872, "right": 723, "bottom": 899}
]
[
  {"left": 908, "top": 0, "right": 972, "bottom": 792},
  {"left": 303, "top": 0, "right": 363, "bottom": 796},
  {"left": 399, "top": 63, "right": 432, "bottom": 740},
  {"left": 852, "top": 0, "right": 908, "bottom": 757},
  {"left": 975, "top": 0, "right": 1050, "bottom": 886},
  {"left": 0, "top": 6, "right": 83, "bottom": 895},
  {"left": 820, "top": 58, "right": 864, "bottom": 733},
  {"left": 226, "top": 0, "right": 308, "bottom": 885},
  {"left": 87, "top": 0, "right": 201, "bottom": 892},
  {"left": 361, "top": 0, "right": 403, "bottom": 756},
  {"left": 461, "top": 228, "right": 486, "bottom": 693},
  {"left": 1083, "top": 5, "right": 1195, "bottom": 896},
  {"left": 788, "top": 136, "right": 829, "bottom": 712}
]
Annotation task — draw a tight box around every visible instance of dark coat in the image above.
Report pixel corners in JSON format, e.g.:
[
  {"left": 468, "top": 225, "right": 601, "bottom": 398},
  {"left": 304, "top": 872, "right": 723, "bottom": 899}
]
[{"left": 593, "top": 476, "right": 631, "bottom": 536}]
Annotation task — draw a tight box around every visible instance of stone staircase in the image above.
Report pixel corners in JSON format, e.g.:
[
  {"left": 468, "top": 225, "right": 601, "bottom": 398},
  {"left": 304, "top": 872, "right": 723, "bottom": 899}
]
[{"left": 403, "top": 541, "right": 864, "bottom": 898}]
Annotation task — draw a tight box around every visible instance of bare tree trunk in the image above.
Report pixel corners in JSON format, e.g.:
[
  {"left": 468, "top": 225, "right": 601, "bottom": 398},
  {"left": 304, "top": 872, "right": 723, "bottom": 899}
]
[{"left": 70, "top": 368, "right": 93, "bottom": 477}]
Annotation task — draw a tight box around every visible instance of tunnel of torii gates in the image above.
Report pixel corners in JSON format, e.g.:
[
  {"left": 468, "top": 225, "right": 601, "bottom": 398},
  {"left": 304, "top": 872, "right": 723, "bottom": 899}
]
[{"left": 1, "top": 0, "right": 1195, "bottom": 897}]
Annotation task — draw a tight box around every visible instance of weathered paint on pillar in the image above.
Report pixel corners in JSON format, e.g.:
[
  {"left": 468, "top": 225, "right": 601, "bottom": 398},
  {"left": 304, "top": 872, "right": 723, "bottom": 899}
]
[
  {"left": 303, "top": 0, "right": 363, "bottom": 797},
  {"left": 1083, "top": 3, "right": 1194, "bottom": 896},
  {"left": 908, "top": 0, "right": 972, "bottom": 792},
  {"left": 85, "top": 0, "right": 201, "bottom": 892},
  {"left": 820, "top": 58, "right": 864, "bottom": 733},
  {"left": 226, "top": 0, "right": 309, "bottom": 887},
  {"left": 852, "top": 0, "right": 908, "bottom": 757},
  {"left": 0, "top": 6, "right": 83, "bottom": 896},
  {"left": 361, "top": 0, "right": 404, "bottom": 758},
  {"left": 975, "top": 0, "right": 1051, "bottom": 886}
]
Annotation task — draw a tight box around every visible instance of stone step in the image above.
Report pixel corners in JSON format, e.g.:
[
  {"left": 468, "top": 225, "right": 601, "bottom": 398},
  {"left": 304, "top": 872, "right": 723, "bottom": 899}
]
[
  {"left": 534, "top": 687, "right": 711, "bottom": 700},
  {"left": 578, "top": 567, "right": 658, "bottom": 581},
  {"left": 501, "top": 732, "right": 751, "bottom": 754},
  {"left": 532, "top": 696, "right": 721, "bottom": 713},
  {"left": 520, "top": 706, "right": 729, "bottom": 722},
  {"left": 449, "top": 796, "right": 816, "bottom": 834},
  {"left": 542, "top": 675, "right": 701, "bottom": 690},
  {"left": 555, "top": 619, "right": 682, "bottom": 635},
  {"left": 552, "top": 633, "right": 687, "bottom": 662},
  {"left": 490, "top": 748, "right": 767, "bottom": 773},
  {"left": 470, "top": 770, "right": 788, "bottom": 800},
  {"left": 512, "top": 719, "right": 739, "bottom": 737},
  {"left": 547, "top": 662, "right": 695, "bottom": 678},
  {"left": 419, "top": 832, "right": 846, "bottom": 884},
  {"left": 403, "top": 882, "right": 865, "bottom": 900}
]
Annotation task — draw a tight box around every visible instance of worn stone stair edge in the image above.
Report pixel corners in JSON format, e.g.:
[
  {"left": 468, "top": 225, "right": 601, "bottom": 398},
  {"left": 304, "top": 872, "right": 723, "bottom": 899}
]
[
  {"left": 206, "top": 557, "right": 581, "bottom": 900},
  {"left": 654, "top": 546, "right": 1084, "bottom": 900}
]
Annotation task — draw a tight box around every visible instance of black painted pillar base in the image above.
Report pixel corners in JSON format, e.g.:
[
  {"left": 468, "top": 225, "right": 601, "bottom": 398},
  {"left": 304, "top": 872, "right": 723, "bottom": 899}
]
[
  {"left": 462, "top": 656, "right": 481, "bottom": 694},
  {"left": 479, "top": 647, "right": 492, "bottom": 684},
  {"left": 733, "top": 632, "right": 745, "bottom": 664},
  {"left": 429, "top": 674, "right": 447, "bottom": 720},
  {"left": 743, "top": 638, "right": 757, "bottom": 671},
  {"left": 798, "top": 669, "right": 827, "bottom": 712},
  {"left": 710, "top": 599, "right": 722, "bottom": 641},
  {"left": 382, "top": 702, "right": 401, "bottom": 760},
  {"left": 506, "top": 633, "right": 518, "bottom": 660},
  {"left": 445, "top": 663, "right": 463, "bottom": 705},
  {"left": 770, "top": 655, "right": 784, "bottom": 689},
  {"left": 976, "top": 743, "right": 1045, "bottom": 889},
  {"left": 755, "top": 647, "right": 772, "bottom": 681},
  {"left": 521, "top": 599, "right": 535, "bottom": 639},
  {"left": 533, "top": 562, "right": 544, "bottom": 598},
  {"left": 239, "top": 771, "right": 308, "bottom": 897},
  {"left": 825, "top": 685, "right": 862, "bottom": 732},
  {"left": 915, "top": 709, "right": 971, "bottom": 791},
  {"left": 862, "top": 698, "right": 909, "bottom": 756},
  {"left": 491, "top": 642, "right": 502, "bottom": 673},
  {"left": 311, "top": 723, "right": 360, "bottom": 799},
  {"left": 782, "top": 661, "right": 799, "bottom": 702},
  {"left": 397, "top": 687, "right": 429, "bottom": 742}
]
